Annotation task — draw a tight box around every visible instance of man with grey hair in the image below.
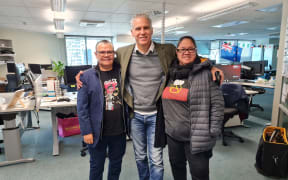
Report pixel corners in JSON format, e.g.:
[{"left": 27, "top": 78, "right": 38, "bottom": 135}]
[
  {"left": 77, "top": 40, "right": 126, "bottom": 180},
  {"left": 77, "top": 14, "right": 223, "bottom": 180}
]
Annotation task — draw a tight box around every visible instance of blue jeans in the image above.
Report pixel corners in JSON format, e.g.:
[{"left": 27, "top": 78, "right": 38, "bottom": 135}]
[
  {"left": 131, "top": 112, "right": 164, "bottom": 180},
  {"left": 88, "top": 134, "right": 126, "bottom": 180}
]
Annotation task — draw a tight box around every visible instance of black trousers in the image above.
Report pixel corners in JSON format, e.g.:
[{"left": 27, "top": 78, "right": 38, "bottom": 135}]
[{"left": 167, "top": 135, "right": 212, "bottom": 180}]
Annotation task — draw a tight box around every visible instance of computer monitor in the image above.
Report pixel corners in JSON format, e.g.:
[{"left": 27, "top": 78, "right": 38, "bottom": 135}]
[
  {"left": 40, "top": 64, "right": 53, "bottom": 70},
  {"left": 28, "top": 64, "right": 42, "bottom": 74},
  {"left": 214, "top": 64, "right": 241, "bottom": 81},
  {"left": 242, "top": 61, "right": 265, "bottom": 78},
  {"left": 7, "top": 63, "right": 16, "bottom": 73},
  {"left": 64, "top": 65, "right": 92, "bottom": 85}
]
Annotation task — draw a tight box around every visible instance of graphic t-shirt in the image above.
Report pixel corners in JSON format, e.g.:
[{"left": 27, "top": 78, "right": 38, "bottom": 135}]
[
  {"left": 162, "top": 79, "right": 190, "bottom": 141},
  {"left": 100, "top": 69, "right": 124, "bottom": 136}
]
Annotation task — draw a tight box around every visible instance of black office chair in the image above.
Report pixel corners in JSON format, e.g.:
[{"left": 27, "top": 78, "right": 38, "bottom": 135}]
[
  {"left": 221, "top": 83, "right": 249, "bottom": 146},
  {"left": 248, "top": 87, "right": 265, "bottom": 111},
  {"left": 6, "top": 74, "right": 20, "bottom": 92},
  {"left": 80, "top": 141, "right": 88, "bottom": 157}
]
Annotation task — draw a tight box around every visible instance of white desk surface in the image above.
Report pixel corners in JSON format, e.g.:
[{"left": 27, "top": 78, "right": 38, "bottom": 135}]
[
  {"left": 229, "top": 81, "right": 275, "bottom": 89},
  {"left": 0, "top": 80, "right": 8, "bottom": 85},
  {"left": 0, "top": 93, "right": 35, "bottom": 113},
  {"left": 40, "top": 92, "right": 77, "bottom": 108}
]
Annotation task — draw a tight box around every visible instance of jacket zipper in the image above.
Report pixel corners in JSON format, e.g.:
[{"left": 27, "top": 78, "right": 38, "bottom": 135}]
[{"left": 96, "top": 69, "right": 104, "bottom": 140}]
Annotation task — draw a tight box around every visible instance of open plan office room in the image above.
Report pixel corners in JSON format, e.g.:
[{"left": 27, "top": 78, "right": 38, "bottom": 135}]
[{"left": 0, "top": 0, "right": 288, "bottom": 180}]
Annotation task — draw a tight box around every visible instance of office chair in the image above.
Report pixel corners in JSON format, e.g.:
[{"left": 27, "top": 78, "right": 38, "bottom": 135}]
[
  {"left": 248, "top": 87, "right": 265, "bottom": 111},
  {"left": 6, "top": 74, "right": 20, "bottom": 92},
  {"left": 221, "top": 83, "right": 249, "bottom": 146},
  {"left": 80, "top": 141, "right": 88, "bottom": 157}
]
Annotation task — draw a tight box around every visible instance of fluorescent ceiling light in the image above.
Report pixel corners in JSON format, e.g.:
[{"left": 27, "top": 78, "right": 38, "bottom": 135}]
[
  {"left": 225, "top": 32, "right": 248, "bottom": 37},
  {"left": 225, "top": 33, "right": 236, "bottom": 37},
  {"left": 79, "top": 20, "right": 105, "bottom": 27},
  {"left": 197, "top": 1, "right": 256, "bottom": 21},
  {"left": 51, "top": 0, "right": 66, "bottom": 12},
  {"left": 212, "top": 21, "right": 249, "bottom": 28},
  {"left": 238, "top": 33, "right": 248, "bottom": 36},
  {"left": 256, "top": 4, "right": 282, "bottom": 12},
  {"left": 153, "top": 16, "right": 190, "bottom": 28},
  {"left": 174, "top": 31, "right": 188, "bottom": 35},
  {"left": 54, "top": 19, "right": 64, "bottom": 30},
  {"left": 53, "top": 12, "right": 66, "bottom": 20},
  {"left": 191, "top": 0, "right": 245, "bottom": 13},
  {"left": 266, "top": 26, "right": 279, "bottom": 31}
]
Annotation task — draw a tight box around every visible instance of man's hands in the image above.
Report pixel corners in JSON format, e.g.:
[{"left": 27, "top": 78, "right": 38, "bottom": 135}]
[
  {"left": 75, "top": 71, "right": 84, "bottom": 89},
  {"left": 83, "top": 134, "right": 93, "bottom": 144},
  {"left": 211, "top": 67, "right": 224, "bottom": 84}
]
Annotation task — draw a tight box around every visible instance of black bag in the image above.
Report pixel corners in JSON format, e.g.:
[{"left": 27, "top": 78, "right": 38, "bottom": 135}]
[{"left": 255, "top": 126, "right": 288, "bottom": 178}]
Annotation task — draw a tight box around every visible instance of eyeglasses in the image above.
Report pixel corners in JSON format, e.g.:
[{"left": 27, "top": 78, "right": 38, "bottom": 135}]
[
  {"left": 97, "top": 51, "right": 114, "bottom": 55},
  {"left": 176, "top": 48, "right": 197, "bottom": 53}
]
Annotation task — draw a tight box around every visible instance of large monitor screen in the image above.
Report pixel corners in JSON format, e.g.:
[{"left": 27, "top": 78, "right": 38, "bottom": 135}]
[
  {"left": 40, "top": 64, "right": 53, "bottom": 70},
  {"left": 64, "top": 65, "right": 92, "bottom": 85},
  {"left": 214, "top": 64, "right": 241, "bottom": 81},
  {"left": 7, "top": 63, "right": 16, "bottom": 73},
  {"left": 242, "top": 61, "right": 265, "bottom": 76},
  {"left": 28, "top": 64, "right": 42, "bottom": 74}
]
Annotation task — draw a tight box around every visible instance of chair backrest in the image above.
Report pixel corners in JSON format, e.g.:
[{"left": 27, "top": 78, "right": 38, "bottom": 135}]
[
  {"left": 220, "top": 83, "right": 248, "bottom": 108},
  {"left": 220, "top": 83, "right": 249, "bottom": 120},
  {"left": 6, "top": 74, "right": 18, "bottom": 92}
]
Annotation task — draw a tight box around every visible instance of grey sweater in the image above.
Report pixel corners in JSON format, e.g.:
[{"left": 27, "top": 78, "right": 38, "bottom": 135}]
[
  {"left": 162, "top": 60, "right": 224, "bottom": 154},
  {"left": 128, "top": 50, "right": 163, "bottom": 113}
]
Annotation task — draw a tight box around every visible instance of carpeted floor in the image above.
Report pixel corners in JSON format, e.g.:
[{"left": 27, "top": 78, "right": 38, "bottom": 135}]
[{"left": 0, "top": 111, "right": 287, "bottom": 180}]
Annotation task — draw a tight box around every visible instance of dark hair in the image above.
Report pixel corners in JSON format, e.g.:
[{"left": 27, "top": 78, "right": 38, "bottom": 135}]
[{"left": 177, "top": 36, "right": 197, "bottom": 48}]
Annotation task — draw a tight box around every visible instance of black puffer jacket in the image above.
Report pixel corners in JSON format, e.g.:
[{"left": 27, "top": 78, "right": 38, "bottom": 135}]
[{"left": 164, "top": 58, "right": 224, "bottom": 154}]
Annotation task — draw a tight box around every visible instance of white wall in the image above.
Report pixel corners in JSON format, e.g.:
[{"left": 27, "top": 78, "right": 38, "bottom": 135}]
[{"left": 0, "top": 27, "right": 66, "bottom": 78}]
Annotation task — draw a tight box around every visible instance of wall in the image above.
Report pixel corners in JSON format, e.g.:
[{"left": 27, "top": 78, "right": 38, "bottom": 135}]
[
  {"left": 0, "top": 27, "right": 66, "bottom": 78},
  {"left": 269, "top": 38, "right": 280, "bottom": 69}
]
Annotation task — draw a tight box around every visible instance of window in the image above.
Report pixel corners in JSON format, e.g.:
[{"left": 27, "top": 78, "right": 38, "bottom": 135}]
[{"left": 65, "top": 36, "right": 112, "bottom": 66}]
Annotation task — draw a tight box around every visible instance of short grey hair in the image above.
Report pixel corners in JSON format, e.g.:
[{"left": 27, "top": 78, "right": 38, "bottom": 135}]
[
  {"left": 130, "top": 13, "right": 152, "bottom": 29},
  {"left": 95, "top": 40, "right": 114, "bottom": 51}
]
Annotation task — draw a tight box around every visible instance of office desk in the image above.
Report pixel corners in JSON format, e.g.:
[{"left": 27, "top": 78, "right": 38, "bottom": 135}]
[
  {"left": 40, "top": 93, "right": 77, "bottom": 156},
  {"left": 0, "top": 93, "right": 35, "bottom": 166},
  {"left": 230, "top": 81, "right": 275, "bottom": 89}
]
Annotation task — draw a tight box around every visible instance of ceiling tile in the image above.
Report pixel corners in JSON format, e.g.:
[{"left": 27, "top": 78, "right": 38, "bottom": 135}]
[
  {"left": 0, "top": 6, "right": 31, "bottom": 17},
  {"left": 67, "top": 0, "right": 93, "bottom": 11},
  {"left": 23, "top": 0, "right": 50, "bottom": 8},
  {"left": 88, "top": 0, "right": 126, "bottom": 12},
  {"left": 0, "top": 0, "right": 24, "bottom": 6},
  {"left": 83, "top": 12, "right": 112, "bottom": 21}
]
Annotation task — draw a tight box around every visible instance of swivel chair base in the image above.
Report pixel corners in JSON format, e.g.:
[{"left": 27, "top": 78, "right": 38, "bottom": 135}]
[
  {"left": 0, "top": 158, "right": 35, "bottom": 167},
  {"left": 80, "top": 141, "right": 88, "bottom": 157},
  {"left": 250, "top": 104, "right": 264, "bottom": 111},
  {"left": 0, "top": 113, "right": 35, "bottom": 167}
]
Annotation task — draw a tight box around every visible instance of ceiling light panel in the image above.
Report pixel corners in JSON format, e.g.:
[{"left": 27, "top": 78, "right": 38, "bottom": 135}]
[
  {"left": 197, "top": 1, "right": 256, "bottom": 21},
  {"left": 191, "top": 0, "right": 245, "bottom": 13},
  {"left": 256, "top": 4, "right": 282, "bottom": 12},
  {"left": 79, "top": 20, "right": 105, "bottom": 27},
  {"left": 50, "top": 0, "right": 66, "bottom": 12},
  {"left": 212, "top": 21, "right": 249, "bottom": 28},
  {"left": 54, "top": 19, "right": 64, "bottom": 30},
  {"left": 153, "top": 16, "right": 190, "bottom": 29}
]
